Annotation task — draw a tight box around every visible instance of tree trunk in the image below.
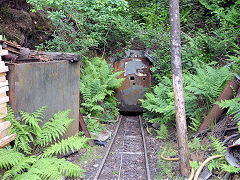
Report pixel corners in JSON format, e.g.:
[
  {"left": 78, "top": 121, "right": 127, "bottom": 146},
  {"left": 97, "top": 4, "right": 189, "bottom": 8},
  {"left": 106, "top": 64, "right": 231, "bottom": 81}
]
[{"left": 169, "top": 0, "right": 190, "bottom": 176}]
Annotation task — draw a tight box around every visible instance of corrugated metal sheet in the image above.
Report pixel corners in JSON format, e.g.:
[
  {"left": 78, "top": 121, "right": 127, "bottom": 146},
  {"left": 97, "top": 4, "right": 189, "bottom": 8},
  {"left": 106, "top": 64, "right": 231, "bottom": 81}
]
[{"left": 7, "top": 60, "right": 80, "bottom": 138}]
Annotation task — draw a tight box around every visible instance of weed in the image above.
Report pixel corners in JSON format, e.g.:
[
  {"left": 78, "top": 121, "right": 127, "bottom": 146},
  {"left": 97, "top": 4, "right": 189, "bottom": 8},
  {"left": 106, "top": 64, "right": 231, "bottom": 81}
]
[{"left": 157, "top": 144, "right": 177, "bottom": 179}]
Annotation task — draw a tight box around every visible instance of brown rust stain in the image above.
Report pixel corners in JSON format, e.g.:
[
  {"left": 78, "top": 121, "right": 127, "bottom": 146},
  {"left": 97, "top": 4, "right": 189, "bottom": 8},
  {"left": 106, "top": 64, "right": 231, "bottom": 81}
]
[{"left": 114, "top": 57, "right": 151, "bottom": 111}]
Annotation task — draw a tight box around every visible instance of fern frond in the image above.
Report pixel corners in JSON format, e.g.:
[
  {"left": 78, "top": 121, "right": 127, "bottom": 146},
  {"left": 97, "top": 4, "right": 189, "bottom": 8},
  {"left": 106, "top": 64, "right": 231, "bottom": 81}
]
[
  {"left": 19, "top": 111, "right": 41, "bottom": 136},
  {"left": 0, "top": 148, "right": 25, "bottom": 170},
  {"left": 218, "top": 98, "right": 240, "bottom": 121},
  {"left": 19, "top": 106, "right": 47, "bottom": 133},
  {"left": 4, "top": 105, "right": 16, "bottom": 122},
  {"left": 3, "top": 156, "right": 36, "bottom": 180},
  {"left": 221, "top": 164, "right": 240, "bottom": 173},
  {"left": 57, "top": 158, "right": 85, "bottom": 178},
  {"left": 185, "top": 65, "right": 233, "bottom": 104},
  {"left": 209, "top": 136, "right": 226, "bottom": 155},
  {"left": 14, "top": 172, "right": 41, "bottom": 180},
  {"left": 41, "top": 136, "right": 88, "bottom": 158},
  {"left": 32, "top": 106, "right": 47, "bottom": 119},
  {"left": 36, "top": 110, "right": 74, "bottom": 147},
  {"left": 80, "top": 57, "right": 123, "bottom": 117},
  {"left": 6, "top": 106, "right": 33, "bottom": 154},
  {"left": 28, "top": 158, "right": 84, "bottom": 179}
]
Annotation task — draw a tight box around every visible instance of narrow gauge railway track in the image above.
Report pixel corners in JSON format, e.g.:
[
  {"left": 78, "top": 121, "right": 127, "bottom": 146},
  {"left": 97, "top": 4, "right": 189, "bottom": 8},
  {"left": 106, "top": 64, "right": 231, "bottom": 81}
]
[{"left": 94, "top": 115, "right": 151, "bottom": 180}]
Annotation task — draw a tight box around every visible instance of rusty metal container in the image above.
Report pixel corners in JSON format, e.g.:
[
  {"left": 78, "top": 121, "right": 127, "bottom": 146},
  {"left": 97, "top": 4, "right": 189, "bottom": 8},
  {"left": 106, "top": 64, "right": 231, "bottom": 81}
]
[
  {"left": 7, "top": 60, "right": 80, "bottom": 138},
  {"left": 113, "top": 50, "right": 152, "bottom": 112}
]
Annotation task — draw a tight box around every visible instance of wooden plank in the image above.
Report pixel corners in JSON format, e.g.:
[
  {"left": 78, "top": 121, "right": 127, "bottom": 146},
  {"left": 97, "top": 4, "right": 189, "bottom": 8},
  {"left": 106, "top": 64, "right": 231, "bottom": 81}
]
[
  {"left": 0, "top": 73, "right": 6, "bottom": 82},
  {"left": 0, "top": 66, "right": 8, "bottom": 73},
  {"left": 0, "top": 134, "right": 16, "bottom": 148},
  {"left": 0, "top": 86, "right": 9, "bottom": 93},
  {"left": 0, "top": 35, "right": 2, "bottom": 61},
  {"left": 0, "top": 92, "right": 6, "bottom": 98},
  {"left": 0, "top": 72, "right": 6, "bottom": 77},
  {"left": 0, "top": 105, "right": 8, "bottom": 119},
  {"left": 0, "top": 121, "right": 11, "bottom": 131},
  {"left": 0, "top": 50, "right": 8, "bottom": 56},
  {"left": 0, "top": 102, "right": 7, "bottom": 109},
  {"left": 0, "top": 61, "right": 5, "bottom": 67},
  {"left": 0, "top": 96, "right": 9, "bottom": 104},
  {"left": 0, "top": 80, "right": 8, "bottom": 88},
  {"left": 79, "top": 111, "right": 94, "bottom": 146},
  {"left": 0, "top": 121, "right": 11, "bottom": 139}
]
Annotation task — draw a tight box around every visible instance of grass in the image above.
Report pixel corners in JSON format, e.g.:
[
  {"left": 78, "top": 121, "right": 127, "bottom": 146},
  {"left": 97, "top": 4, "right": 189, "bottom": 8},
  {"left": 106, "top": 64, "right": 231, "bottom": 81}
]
[{"left": 78, "top": 145, "right": 104, "bottom": 168}]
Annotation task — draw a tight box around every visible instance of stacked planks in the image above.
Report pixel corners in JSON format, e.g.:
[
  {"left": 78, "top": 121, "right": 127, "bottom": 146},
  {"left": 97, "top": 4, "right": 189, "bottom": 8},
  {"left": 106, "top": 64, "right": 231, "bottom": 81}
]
[{"left": 0, "top": 35, "right": 16, "bottom": 148}]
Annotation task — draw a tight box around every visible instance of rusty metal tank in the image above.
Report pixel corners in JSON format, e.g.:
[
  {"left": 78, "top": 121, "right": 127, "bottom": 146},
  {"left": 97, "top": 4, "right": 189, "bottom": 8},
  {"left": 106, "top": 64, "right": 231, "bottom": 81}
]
[{"left": 113, "top": 50, "right": 153, "bottom": 112}]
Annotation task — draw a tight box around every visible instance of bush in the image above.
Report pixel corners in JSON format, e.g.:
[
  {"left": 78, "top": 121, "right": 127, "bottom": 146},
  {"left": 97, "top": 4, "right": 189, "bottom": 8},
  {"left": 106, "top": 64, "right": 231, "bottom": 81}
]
[{"left": 27, "top": 0, "right": 139, "bottom": 54}]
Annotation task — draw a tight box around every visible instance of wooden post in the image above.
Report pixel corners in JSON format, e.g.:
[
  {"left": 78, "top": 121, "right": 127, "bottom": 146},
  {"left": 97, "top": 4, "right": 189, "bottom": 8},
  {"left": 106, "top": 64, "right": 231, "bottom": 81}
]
[
  {"left": 79, "top": 111, "right": 94, "bottom": 146},
  {"left": 169, "top": 0, "right": 190, "bottom": 176}
]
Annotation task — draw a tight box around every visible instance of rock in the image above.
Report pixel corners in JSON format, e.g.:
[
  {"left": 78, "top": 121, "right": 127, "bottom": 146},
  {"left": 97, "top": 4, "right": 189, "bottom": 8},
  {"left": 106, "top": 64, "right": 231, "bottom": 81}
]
[
  {"left": 152, "top": 122, "right": 160, "bottom": 129},
  {"left": 93, "top": 164, "right": 99, "bottom": 168},
  {"left": 91, "top": 129, "right": 112, "bottom": 141},
  {"left": 199, "top": 166, "right": 212, "bottom": 180}
]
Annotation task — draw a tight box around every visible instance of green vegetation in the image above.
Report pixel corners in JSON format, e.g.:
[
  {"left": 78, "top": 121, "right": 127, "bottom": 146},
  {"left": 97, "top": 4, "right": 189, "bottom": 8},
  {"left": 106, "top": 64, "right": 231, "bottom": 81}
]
[
  {"left": 27, "top": 0, "right": 139, "bottom": 54},
  {"left": 80, "top": 57, "right": 124, "bottom": 133},
  {"left": 0, "top": 106, "right": 88, "bottom": 179},
  {"left": 157, "top": 144, "right": 179, "bottom": 179},
  {"left": 4, "top": 0, "right": 240, "bottom": 178}
]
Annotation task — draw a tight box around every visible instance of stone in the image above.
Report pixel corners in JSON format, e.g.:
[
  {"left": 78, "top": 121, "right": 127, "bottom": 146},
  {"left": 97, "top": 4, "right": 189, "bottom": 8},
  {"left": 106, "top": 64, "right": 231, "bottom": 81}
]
[
  {"left": 91, "top": 129, "right": 112, "bottom": 141},
  {"left": 93, "top": 164, "right": 99, "bottom": 168}
]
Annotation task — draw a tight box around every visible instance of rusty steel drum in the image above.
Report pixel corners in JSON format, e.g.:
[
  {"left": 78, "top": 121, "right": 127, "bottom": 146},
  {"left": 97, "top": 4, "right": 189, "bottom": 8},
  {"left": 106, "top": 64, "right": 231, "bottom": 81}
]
[{"left": 114, "top": 56, "right": 151, "bottom": 112}]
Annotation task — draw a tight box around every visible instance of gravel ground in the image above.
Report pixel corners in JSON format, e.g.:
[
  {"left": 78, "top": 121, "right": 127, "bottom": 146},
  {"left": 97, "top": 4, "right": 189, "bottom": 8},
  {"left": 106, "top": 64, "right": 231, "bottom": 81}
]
[
  {"left": 99, "top": 116, "right": 146, "bottom": 180},
  {"left": 66, "top": 116, "right": 182, "bottom": 180}
]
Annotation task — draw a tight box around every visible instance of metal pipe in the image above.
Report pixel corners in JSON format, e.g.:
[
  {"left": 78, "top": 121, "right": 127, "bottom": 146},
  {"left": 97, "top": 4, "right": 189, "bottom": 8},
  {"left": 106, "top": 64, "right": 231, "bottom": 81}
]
[{"left": 198, "top": 79, "right": 240, "bottom": 133}]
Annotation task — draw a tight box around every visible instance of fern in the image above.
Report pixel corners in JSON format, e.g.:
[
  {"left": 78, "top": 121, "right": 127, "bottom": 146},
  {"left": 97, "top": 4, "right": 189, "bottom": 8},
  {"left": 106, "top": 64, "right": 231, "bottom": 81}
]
[
  {"left": 1, "top": 107, "right": 87, "bottom": 179},
  {"left": 41, "top": 136, "right": 88, "bottom": 158},
  {"left": 3, "top": 156, "right": 36, "bottom": 180},
  {"left": 207, "top": 137, "right": 226, "bottom": 171},
  {"left": 156, "top": 124, "right": 169, "bottom": 139},
  {"left": 185, "top": 65, "right": 233, "bottom": 104},
  {"left": 36, "top": 110, "right": 74, "bottom": 147},
  {"left": 218, "top": 98, "right": 240, "bottom": 122},
  {"left": 34, "top": 158, "right": 84, "bottom": 179},
  {"left": 140, "top": 76, "right": 199, "bottom": 124},
  {"left": 19, "top": 106, "right": 47, "bottom": 136},
  {"left": 189, "top": 114, "right": 202, "bottom": 132},
  {"left": 0, "top": 148, "right": 25, "bottom": 170},
  {"left": 221, "top": 164, "right": 240, "bottom": 173},
  {"left": 80, "top": 57, "right": 124, "bottom": 130},
  {"left": 5, "top": 106, "right": 33, "bottom": 154},
  {"left": 14, "top": 172, "right": 41, "bottom": 180},
  {"left": 190, "top": 161, "right": 201, "bottom": 170},
  {"left": 210, "top": 136, "right": 226, "bottom": 155}
]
